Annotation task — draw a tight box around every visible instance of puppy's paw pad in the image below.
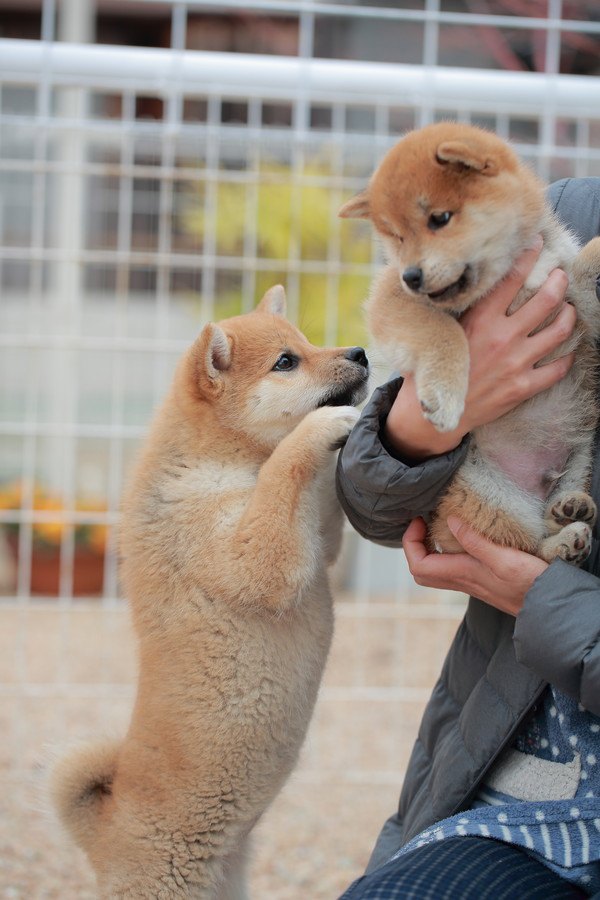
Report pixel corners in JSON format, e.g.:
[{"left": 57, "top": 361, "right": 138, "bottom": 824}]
[
  {"left": 550, "top": 492, "right": 597, "bottom": 526},
  {"left": 555, "top": 522, "right": 593, "bottom": 565}
]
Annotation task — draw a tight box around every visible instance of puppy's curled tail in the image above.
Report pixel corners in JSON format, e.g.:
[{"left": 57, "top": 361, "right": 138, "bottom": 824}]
[{"left": 50, "top": 738, "right": 120, "bottom": 850}]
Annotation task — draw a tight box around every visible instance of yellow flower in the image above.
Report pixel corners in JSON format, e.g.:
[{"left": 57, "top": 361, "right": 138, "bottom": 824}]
[
  {"left": 30, "top": 494, "right": 64, "bottom": 545},
  {"left": 0, "top": 480, "right": 23, "bottom": 510},
  {"left": 34, "top": 519, "right": 66, "bottom": 545},
  {"left": 0, "top": 481, "right": 109, "bottom": 551},
  {"left": 86, "top": 524, "right": 108, "bottom": 554},
  {"left": 76, "top": 497, "right": 108, "bottom": 554}
]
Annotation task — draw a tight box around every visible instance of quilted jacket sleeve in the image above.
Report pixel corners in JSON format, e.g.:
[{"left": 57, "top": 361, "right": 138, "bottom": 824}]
[
  {"left": 336, "top": 376, "right": 470, "bottom": 547},
  {"left": 514, "top": 560, "right": 600, "bottom": 718},
  {"left": 548, "top": 177, "right": 600, "bottom": 244}
]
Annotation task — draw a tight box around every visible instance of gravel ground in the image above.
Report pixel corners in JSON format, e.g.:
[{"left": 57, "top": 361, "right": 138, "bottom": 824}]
[{"left": 0, "top": 594, "right": 464, "bottom": 899}]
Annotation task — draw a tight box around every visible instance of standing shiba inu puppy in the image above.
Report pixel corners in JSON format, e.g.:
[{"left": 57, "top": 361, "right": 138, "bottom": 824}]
[
  {"left": 50, "top": 287, "right": 369, "bottom": 899},
  {"left": 340, "top": 122, "right": 600, "bottom": 563}
]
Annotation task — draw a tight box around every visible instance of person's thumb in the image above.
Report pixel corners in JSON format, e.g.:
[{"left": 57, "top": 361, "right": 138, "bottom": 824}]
[{"left": 447, "top": 516, "right": 498, "bottom": 565}]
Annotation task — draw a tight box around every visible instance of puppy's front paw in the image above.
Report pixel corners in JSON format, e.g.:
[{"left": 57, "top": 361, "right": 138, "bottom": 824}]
[
  {"left": 306, "top": 405, "right": 360, "bottom": 450},
  {"left": 418, "top": 385, "right": 465, "bottom": 433},
  {"left": 548, "top": 492, "right": 597, "bottom": 527}
]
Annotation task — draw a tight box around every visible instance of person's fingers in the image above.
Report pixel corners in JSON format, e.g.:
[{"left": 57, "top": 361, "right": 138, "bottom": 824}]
[
  {"left": 472, "top": 237, "right": 544, "bottom": 317},
  {"left": 403, "top": 517, "right": 482, "bottom": 590},
  {"left": 447, "top": 516, "right": 503, "bottom": 567},
  {"left": 460, "top": 240, "right": 544, "bottom": 342},
  {"left": 496, "top": 237, "right": 544, "bottom": 302},
  {"left": 519, "top": 351, "right": 575, "bottom": 400},
  {"left": 408, "top": 549, "right": 483, "bottom": 591},
  {"left": 512, "top": 268, "right": 569, "bottom": 337},
  {"left": 402, "top": 517, "right": 429, "bottom": 564},
  {"left": 447, "top": 516, "right": 533, "bottom": 585},
  {"left": 525, "top": 300, "right": 576, "bottom": 363},
  {"left": 447, "top": 517, "right": 549, "bottom": 610}
]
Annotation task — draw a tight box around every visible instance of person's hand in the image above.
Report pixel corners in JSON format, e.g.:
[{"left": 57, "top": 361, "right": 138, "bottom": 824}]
[
  {"left": 385, "top": 238, "right": 575, "bottom": 460},
  {"left": 402, "top": 516, "right": 548, "bottom": 616}
]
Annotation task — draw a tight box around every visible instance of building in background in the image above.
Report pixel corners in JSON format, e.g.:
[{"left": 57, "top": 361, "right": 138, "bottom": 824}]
[{"left": 2, "top": 0, "right": 599, "bottom": 74}]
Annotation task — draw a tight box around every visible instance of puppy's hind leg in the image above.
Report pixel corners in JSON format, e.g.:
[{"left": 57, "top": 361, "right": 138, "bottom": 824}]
[
  {"left": 544, "top": 441, "right": 597, "bottom": 536},
  {"left": 215, "top": 835, "right": 250, "bottom": 900},
  {"left": 430, "top": 477, "right": 541, "bottom": 555},
  {"left": 539, "top": 521, "right": 592, "bottom": 566},
  {"left": 546, "top": 491, "right": 597, "bottom": 532},
  {"left": 542, "top": 439, "right": 596, "bottom": 565}
]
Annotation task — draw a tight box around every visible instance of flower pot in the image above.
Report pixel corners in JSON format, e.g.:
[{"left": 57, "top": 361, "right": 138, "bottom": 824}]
[{"left": 6, "top": 536, "right": 105, "bottom": 596}]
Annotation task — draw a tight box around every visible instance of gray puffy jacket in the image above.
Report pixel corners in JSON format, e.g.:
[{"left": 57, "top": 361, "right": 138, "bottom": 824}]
[{"left": 336, "top": 177, "right": 600, "bottom": 872}]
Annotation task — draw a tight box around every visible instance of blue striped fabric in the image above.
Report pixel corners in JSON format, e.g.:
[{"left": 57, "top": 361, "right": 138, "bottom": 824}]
[
  {"left": 340, "top": 835, "right": 587, "bottom": 899},
  {"left": 387, "top": 687, "right": 600, "bottom": 893}
]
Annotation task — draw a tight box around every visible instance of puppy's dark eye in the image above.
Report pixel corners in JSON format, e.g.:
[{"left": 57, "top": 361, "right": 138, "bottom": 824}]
[
  {"left": 272, "top": 353, "right": 299, "bottom": 372},
  {"left": 428, "top": 211, "right": 453, "bottom": 230},
  {"left": 596, "top": 275, "right": 600, "bottom": 302}
]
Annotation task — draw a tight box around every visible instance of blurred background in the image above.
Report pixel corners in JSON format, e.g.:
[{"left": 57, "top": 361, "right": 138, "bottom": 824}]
[{"left": 0, "top": 1, "right": 599, "bottom": 897}]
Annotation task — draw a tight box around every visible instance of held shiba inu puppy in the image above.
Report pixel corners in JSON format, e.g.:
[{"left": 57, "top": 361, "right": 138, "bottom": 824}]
[
  {"left": 51, "top": 287, "right": 369, "bottom": 899},
  {"left": 340, "top": 122, "right": 600, "bottom": 563}
]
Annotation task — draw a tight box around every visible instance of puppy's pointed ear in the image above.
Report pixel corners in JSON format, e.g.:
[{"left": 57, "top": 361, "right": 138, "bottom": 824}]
[
  {"left": 339, "top": 190, "right": 371, "bottom": 219},
  {"left": 256, "top": 284, "right": 287, "bottom": 318},
  {"left": 436, "top": 140, "right": 498, "bottom": 176},
  {"left": 195, "top": 323, "right": 231, "bottom": 395}
]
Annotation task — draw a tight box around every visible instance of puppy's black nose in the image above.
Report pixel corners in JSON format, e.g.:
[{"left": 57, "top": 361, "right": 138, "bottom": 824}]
[
  {"left": 402, "top": 266, "right": 423, "bottom": 290},
  {"left": 345, "top": 347, "right": 369, "bottom": 369}
]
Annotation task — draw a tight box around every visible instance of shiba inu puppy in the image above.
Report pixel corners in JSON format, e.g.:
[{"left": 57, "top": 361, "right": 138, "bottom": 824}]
[
  {"left": 340, "top": 122, "right": 600, "bottom": 562},
  {"left": 50, "top": 287, "right": 369, "bottom": 899}
]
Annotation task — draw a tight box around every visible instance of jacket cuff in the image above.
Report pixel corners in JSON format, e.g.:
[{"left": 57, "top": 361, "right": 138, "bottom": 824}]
[
  {"left": 340, "top": 377, "right": 469, "bottom": 499},
  {"left": 514, "top": 558, "right": 600, "bottom": 715}
]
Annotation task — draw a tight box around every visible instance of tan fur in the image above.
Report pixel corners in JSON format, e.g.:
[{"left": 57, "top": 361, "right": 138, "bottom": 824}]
[
  {"left": 431, "top": 476, "right": 540, "bottom": 556},
  {"left": 340, "top": 122, "right": 600, "bottom": 563},
  {"left": 50, "top": 286, "right": 369, "bottom": 898}
]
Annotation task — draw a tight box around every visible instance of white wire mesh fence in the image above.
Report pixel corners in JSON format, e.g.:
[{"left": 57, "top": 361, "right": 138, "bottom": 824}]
[
  {"left": 0, "top": 2, "right": 599, "bottom": 895},
  {"left": 2, "top": 22, "right": 600, "bottom": 605}
]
